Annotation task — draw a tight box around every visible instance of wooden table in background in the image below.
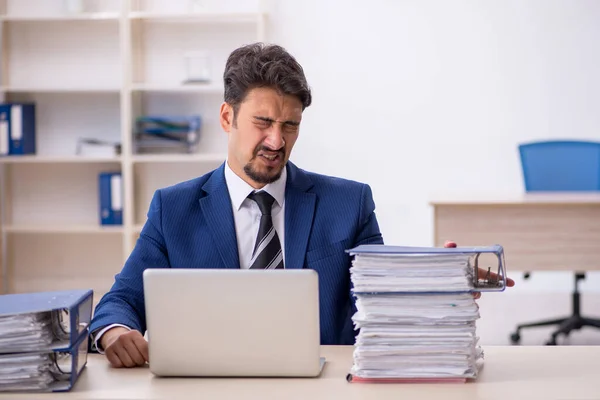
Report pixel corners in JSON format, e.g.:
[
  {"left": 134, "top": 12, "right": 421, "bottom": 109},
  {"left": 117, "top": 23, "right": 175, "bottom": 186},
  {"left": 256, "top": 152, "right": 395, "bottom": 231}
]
[{"left": 431, "top": 193, "right": 600, "bottom": 271}]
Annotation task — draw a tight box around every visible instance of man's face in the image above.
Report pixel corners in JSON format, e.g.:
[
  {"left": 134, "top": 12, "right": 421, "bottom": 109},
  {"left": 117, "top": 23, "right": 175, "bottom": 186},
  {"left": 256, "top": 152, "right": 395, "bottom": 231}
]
[{"left": 220, "top": 87, "right": 303, "bottom": 188}]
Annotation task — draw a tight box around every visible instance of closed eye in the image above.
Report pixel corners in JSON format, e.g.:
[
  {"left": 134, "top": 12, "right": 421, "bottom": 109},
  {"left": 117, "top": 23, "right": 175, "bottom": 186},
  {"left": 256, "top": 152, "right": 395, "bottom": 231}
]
[
  {"left": 253, "top": 116, "right": 300, "bottom": 133},
  {"left": 253, "top": 117, "right": 273, "bottom": 129},
  {"left": 283, "top": 123, "right": 299, "bottom": 134}
]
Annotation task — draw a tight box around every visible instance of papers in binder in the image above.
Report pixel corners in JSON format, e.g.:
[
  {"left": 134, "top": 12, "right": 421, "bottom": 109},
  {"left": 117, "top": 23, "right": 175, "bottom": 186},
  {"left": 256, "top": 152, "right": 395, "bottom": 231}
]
[
  {"left": 0, "top": 289, "right": 93, "bottom": 392},
  {"left": 0, "top": 333, "right": 89, "bottom": 393},
  {"left": 346, "top": 245, "right": 507, "bottom": 383},
  {"left": 348, "top": 244, "right": 507, "bottom": 294},
  {"left": 0, "top": 289, "right": 93, "bottom": 353}
]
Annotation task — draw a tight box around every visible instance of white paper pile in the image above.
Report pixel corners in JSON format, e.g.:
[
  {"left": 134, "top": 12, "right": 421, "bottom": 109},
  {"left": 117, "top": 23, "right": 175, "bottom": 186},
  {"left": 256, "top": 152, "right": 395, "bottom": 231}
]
[{"left": 349, "top": 249, "right": 484, "bottom": 380}]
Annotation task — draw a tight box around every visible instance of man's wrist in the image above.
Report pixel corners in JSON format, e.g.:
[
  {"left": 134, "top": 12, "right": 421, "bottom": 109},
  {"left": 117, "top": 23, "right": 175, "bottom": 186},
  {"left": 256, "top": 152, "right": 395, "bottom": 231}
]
[
  {"left": 93, "top": 324, "right": 132, "bottom": 353},
  {"left": 100, "top": 326, "right": 130, "bottom": 350}
]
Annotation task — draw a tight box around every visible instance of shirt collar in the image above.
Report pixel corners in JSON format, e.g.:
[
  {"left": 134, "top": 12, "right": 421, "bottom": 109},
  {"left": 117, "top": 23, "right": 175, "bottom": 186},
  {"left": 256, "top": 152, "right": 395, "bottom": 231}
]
[{"left": 224, "top": 160, "right": 287, "bottom": 211}]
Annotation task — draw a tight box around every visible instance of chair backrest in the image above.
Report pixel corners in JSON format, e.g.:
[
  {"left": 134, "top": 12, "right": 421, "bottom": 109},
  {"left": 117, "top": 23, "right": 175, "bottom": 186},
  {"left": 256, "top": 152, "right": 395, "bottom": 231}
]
[{"left": 518, "top": 140, "right": 600, "bottom": 191}]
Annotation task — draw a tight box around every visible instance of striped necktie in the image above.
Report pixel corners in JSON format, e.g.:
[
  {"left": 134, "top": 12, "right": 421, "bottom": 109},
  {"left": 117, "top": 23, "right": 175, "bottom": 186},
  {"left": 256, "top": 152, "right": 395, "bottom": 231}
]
[{"left": 248, "top": 191, "right": 284, "bottom": 269}]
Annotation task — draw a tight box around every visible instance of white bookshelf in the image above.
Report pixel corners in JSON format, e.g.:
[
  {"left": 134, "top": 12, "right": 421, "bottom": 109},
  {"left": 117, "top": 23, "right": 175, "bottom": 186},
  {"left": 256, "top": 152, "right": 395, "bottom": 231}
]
[
  {"left": 0, "top": 0, "right": 267, "bottom": 301},
  {"left": 0, "top": 12, "right": 121, "bottom": 21}
]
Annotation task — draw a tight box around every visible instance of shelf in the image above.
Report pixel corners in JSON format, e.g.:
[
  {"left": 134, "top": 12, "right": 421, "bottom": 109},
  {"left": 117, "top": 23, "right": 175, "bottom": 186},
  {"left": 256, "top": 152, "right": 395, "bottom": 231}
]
[
  {"left": 128, "top": 11, "right": 263, "bottom": 23},
  {"left": 132, "top": 153, "right": 226, "bottom": 163},
  {"left": 0, "top": 13, "right": 121, "bottom": 22},
  {"left": 0, "top": 86, "right": 120, "bottom": 93},
  {"left": 3, "top": 224, "right": 124, "bottom": 234},
  {"left": 0, "top": 155, "right": 122, "bottom": 164},
  {"left": 0, "top": 0, "right": 265, "bottom": 295},
  {"left": 131, "top": 83, "right": 223, "bottom": 93}
]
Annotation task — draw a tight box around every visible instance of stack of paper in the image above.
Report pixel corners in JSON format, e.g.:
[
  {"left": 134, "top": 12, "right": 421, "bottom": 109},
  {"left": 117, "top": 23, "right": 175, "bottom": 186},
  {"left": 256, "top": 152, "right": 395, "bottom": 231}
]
[
  {"left": 0, "top": 312, "right": 70, "bottom": 352},
  {"left": 348, "top": 247, "right": 484, "bottom": 381},
  {"left": 134, "top": 115, "right": 201, "bottom": 154}
]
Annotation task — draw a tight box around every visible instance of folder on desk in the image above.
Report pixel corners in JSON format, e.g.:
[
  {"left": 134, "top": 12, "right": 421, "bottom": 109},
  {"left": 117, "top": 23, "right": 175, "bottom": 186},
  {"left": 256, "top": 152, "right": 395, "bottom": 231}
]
[
  {"left": 0, "top": 289, "right": 93, "bottom": 353},
  {"left": 0, "top": 289, "right": 93, "bottom": 392},
  {"left": 347, "top": 244, "right": 507, "bottom": 294},
  {"left": 345, "top": 245, "right": 507, "bottom": 383},
  {"left": 99, "top": 172, "right": 123, "bottom": 225},
  {"left": 0, "top": 103, "right": 36, "bottom": 156},
  {"left": 0, "top": 330, "right": 89, "bottom": 392}
]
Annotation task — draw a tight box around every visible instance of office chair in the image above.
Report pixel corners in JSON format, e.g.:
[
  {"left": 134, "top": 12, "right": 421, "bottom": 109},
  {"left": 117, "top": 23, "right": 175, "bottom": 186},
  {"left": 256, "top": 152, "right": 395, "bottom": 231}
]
[{"left": 510, "top": 140, "right": 600, "bottom": 345}]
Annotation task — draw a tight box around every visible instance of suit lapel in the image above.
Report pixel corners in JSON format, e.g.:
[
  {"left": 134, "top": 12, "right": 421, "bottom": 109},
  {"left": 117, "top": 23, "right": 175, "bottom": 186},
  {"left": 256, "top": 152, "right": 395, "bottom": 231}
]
[
  {"left": 284, "top": 162, "right": 316, "bottom": 270},
  {"left": 199, "top": 164, "right": 240, "bottom": 269}
]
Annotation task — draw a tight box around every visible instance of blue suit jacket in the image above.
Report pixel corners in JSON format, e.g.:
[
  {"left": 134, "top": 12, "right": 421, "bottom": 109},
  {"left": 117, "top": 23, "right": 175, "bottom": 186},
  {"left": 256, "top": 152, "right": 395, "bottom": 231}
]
[{"left": 90, "top": 161, "right": 384, "bottom": 346}]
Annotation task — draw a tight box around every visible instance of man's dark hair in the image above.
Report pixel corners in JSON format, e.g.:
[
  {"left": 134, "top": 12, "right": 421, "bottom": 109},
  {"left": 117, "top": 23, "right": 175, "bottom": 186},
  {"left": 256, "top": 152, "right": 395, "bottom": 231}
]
[{"left": 223, "top": 43, "right": 312, "bottom": 122}]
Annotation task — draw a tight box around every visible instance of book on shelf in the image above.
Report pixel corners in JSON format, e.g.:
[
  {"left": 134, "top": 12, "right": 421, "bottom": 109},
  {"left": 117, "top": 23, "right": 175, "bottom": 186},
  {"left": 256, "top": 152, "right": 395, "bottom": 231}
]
[
  {"left": 98, "top": 172, "right": 123, "bottom": 226},
  {"left": 0, "top": 103, "right": 36, "bottom": 157}
]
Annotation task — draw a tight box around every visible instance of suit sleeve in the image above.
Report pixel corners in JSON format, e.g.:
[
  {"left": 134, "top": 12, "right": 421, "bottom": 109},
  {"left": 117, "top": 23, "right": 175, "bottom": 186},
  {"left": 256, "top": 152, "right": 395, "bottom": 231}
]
[
  {"left": 343, "top": 183, "right": 385, "bottom": 342},
  {"left": 354, "top": 183, "right": 384, "bottom": 247},
  {"left": 89, "top": 190, "right": 170, "bottom": 343}
]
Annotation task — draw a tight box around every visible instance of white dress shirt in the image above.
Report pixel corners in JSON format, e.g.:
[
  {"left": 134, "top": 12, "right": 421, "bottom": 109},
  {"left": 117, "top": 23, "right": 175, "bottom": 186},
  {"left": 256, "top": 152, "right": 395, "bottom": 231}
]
[
  {"left": 224, "top": 160, "right": 286, "bottom": 269},
  {"left": 92, "top": 161, "right": 287, "bottom": 352}
]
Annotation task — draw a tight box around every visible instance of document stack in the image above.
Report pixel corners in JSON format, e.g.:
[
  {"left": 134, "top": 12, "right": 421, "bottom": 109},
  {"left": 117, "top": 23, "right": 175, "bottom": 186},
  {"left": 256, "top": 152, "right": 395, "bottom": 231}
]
[
  {"left": 134, "top": 115, "right": 201, "bottom": 154},
  {"left": 76, "top": 138, "right": 121, "bottom": 157},
  {"left": 0, "top": 289, "right": 93, "bottom": 392},
  {"left": 346, "top": 245, "right": 507, "bottom": 383}
]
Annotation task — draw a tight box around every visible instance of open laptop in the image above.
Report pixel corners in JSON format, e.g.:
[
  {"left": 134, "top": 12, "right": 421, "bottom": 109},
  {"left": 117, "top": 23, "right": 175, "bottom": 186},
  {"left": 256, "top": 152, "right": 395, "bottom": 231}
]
[{"left": 143, "top": 268, "right": 324, "bottom": 377}]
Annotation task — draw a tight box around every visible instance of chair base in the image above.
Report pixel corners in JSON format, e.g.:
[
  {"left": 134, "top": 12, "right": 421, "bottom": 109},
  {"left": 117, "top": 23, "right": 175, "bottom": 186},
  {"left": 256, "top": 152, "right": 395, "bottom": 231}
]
[
  {"left": 509, "top": 272, "right": 600, "bottom": 345},
  {"left": 510, "top": 314, "right": 600, "bottom": 345}
]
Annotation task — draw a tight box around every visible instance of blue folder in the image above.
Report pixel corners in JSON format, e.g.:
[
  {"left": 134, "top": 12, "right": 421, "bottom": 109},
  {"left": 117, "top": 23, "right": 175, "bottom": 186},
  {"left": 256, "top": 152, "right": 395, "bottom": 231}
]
[
  {"left": 0, "top": 103, "right": 36, "bottom": 156},
  {"left": 0, "top": 289, "right": 93, "bottom": 392},
  {"left": 346, "top": 244, "right": 507, "bottom": 293},
  {"left": 0, "top": 289, "right": 93, "bottom": 353},
  {"left": 0, "top": 328, "right": 89, "bottom": 392},
  {"left": 98, "top": 172, "right": 123, "bottom": 225}
]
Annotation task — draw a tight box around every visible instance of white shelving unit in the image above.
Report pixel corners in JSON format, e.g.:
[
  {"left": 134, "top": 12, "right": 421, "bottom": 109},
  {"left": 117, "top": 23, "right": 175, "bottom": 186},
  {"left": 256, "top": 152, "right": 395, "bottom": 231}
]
[{"left": 0, "top": 0, "right": 267, "bottom": 303}]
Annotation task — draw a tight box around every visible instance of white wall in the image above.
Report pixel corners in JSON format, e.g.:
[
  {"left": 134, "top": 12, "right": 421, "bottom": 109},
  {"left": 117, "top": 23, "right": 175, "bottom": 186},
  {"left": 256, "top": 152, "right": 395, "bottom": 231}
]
[{"left": 266, "top": 0, "right": 600, "bottom": 292}]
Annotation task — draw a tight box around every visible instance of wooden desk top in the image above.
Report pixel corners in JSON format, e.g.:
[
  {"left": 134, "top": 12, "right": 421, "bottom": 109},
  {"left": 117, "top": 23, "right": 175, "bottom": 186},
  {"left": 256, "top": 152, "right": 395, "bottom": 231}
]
[
  {"left": 4, "top": 346, "right": 600, "bottom": 400},
  {"left": 430, "top": 192, "right": 600, "bottom": 271},
  {"left": 430, "top": 192, "right": 600, "bottom": 206}
]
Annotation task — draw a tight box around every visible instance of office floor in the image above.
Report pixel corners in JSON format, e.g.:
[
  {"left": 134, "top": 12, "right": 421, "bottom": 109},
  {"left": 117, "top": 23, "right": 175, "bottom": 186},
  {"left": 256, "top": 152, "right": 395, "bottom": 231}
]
[{"left": 477, "top": 291, "right": 600, "bottom": 346}]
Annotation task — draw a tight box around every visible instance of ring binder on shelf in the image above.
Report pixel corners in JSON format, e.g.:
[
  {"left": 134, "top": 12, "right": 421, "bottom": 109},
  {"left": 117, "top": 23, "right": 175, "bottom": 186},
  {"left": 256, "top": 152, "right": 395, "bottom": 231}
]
[{"left": 347, "top": 244, "right": 507, "bottom": 293}]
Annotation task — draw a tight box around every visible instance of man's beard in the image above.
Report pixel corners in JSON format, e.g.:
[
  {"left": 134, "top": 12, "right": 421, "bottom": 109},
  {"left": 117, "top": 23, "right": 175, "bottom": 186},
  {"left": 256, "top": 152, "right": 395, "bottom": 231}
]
[{"left": 243, "top": 146, "right": 286, "bottom": 184}]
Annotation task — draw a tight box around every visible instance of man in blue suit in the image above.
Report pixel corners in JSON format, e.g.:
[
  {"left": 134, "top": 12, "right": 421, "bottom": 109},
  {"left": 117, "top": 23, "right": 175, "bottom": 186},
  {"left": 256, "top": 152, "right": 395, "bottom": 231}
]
[
  {"left": 90, "top": 43, "right": 512, "bottom": 368},
  {"left": 90, "top": 42, "right": 384, "bottom": 368}
]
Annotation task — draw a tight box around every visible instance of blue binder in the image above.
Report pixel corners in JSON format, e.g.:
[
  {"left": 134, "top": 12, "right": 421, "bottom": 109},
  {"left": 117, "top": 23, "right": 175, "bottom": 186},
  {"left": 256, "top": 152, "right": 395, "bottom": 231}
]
[
  {"left": 0, "top": 327, "right": 89, "bottom": 392},
  {"left": 0, "top": 289, "right": 94, "bottom": 353},
  {"left": 99, "top": 172, "right": 123, "bottom": 225},
  {"left": 0, "top": 109, "right": 8, "bottom": 156},
  {"left": 0, "top": 103, "right": 36, "bottom": 156},
  {"left": 0, "top": 289, "right": 93, "bottom": 392},
  {"left": 346, "top": 244, "right": 508, "bottom": 293}
]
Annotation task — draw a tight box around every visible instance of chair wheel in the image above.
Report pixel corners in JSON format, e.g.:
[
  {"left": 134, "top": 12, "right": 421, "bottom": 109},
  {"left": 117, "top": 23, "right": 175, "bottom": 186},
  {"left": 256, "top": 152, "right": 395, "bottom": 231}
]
[
  {"left": 545, "top": 339, "right": 557, "bottom": 345},
  {"left": 510, "top": 333, "right": 521, "bottom": 344}
]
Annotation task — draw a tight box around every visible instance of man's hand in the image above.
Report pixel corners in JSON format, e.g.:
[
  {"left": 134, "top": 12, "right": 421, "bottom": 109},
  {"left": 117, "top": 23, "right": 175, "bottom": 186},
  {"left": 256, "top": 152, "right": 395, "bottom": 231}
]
[
  {"left": 443, "top": 241, "right": 515, "bottom": 299},
  {"left": 101, "top": 327, "right": 149, "bottom": 368}
]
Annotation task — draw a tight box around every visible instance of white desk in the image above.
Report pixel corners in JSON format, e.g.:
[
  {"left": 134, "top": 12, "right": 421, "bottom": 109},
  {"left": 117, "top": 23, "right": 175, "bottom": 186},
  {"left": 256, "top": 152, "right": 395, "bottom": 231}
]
[
  {"left": 431, "top": 193, "right": 600, "bottom": 271},
  {"left": 4, "top": 346, "right": 600, "bottom": 400}
]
